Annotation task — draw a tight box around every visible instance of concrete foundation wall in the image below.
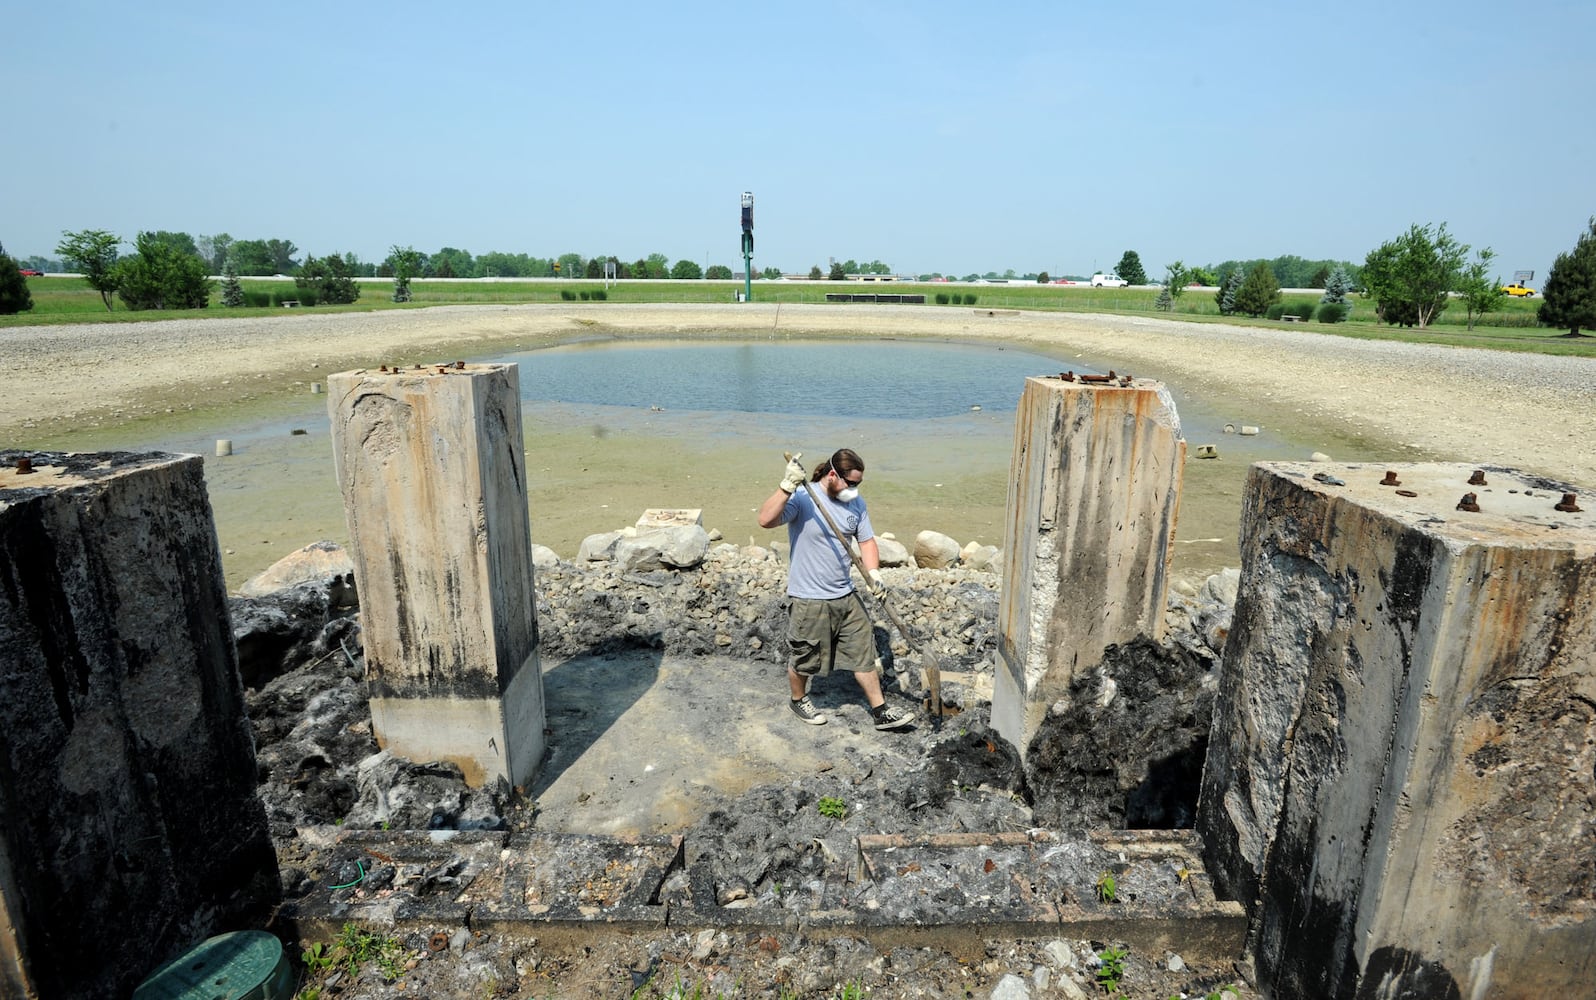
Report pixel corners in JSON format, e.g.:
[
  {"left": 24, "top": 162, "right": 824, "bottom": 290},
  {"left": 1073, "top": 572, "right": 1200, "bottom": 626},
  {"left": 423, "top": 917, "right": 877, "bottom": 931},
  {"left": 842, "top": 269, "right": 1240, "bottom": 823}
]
[
  {"left": 1198, "top": 462, "right": 1595, "bottom": 998},
  {"left": 993, "top": 376, "right": 1185, "bottom": 755},
  {"left": 0, "top": 450, "right": 277, "bottom": 999},
  {"left": 328, "top": 364, "right": 544, "bottom": 789}
]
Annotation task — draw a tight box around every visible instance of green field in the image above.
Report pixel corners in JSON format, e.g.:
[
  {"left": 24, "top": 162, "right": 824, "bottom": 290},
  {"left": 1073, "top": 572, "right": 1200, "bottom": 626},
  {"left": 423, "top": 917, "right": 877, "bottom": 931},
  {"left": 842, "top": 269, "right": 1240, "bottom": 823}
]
[{"left": 5, "top": 275, "right": 1588, "bottom": 358}]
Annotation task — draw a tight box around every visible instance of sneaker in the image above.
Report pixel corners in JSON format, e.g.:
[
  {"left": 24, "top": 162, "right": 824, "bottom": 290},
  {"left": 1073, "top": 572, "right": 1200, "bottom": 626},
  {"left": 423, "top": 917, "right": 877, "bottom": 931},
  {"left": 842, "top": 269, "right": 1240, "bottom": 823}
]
[
  {"left": 871, "top": 702, "right": 913, "bottom": 731},
  {"left": 789, "top": 696, "right": 827, "bottom": 725}
]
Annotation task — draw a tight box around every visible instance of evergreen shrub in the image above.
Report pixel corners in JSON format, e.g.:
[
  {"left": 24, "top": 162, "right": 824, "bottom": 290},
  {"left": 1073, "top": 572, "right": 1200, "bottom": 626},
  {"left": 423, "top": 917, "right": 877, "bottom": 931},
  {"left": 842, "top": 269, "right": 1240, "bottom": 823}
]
[
  {"left": 1265, "top": 304, "right": 1285, "bottom": 320},
  {"left": 560, "top": 290, "right": 576, "bottom": 301},
  {"left": 1316, "top": 302, "right": 1347, "bottom": 324},
  {"left": 934, "top": 292, "right": 949, "bottom": 305}
]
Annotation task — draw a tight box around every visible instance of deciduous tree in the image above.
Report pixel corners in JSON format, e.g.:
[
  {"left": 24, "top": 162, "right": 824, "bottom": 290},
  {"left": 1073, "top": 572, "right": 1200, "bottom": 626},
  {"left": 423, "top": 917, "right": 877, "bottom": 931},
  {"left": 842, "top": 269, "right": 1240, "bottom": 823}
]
[
  {"left": 56, "top": 228, "right": 122, "bottom": 309},
  {"left": 1361, "top": 223, "right": 1467, "bottom": 329},
  {"left": 1538, "top": 216, "right": 1596, "bottom": 337},
  {"left": 198, "top": 232, "right": 233, "bottom": 274},
  {"left": 1455, "top": 248, "right": 1504, "bottom": 331},
  {"left": 828, "top": 262, "right": 846, "bottom": 281},
  {"left": 670, "top": 259, "right": 703, "bottom": 280},
  {"left": 705, "top": 264, "right": 733, "bottom": 279},
  {"left": 1114, "top": 251, "right": 1146, "bottom": 285},
  {"left": 115, "top": 231, "right": 213, "bottom": 310},
  {"left": 387, "top": 245, "right": 423, "bottom": 303}
]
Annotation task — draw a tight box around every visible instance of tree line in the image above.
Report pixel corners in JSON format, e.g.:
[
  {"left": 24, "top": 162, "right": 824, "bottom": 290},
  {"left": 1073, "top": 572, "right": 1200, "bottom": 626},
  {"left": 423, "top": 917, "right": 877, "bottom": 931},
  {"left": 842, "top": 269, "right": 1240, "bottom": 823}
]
[{"left": 9, "top": 222, "right": 1594, "bottom": 334}]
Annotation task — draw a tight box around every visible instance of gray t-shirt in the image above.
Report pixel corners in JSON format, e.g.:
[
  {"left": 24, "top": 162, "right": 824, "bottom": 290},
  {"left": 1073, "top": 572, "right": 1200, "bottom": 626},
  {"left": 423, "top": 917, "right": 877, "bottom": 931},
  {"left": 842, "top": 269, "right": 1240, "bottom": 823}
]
[{"left": 777, "top": 487, "right": 874, "bottom": 599}]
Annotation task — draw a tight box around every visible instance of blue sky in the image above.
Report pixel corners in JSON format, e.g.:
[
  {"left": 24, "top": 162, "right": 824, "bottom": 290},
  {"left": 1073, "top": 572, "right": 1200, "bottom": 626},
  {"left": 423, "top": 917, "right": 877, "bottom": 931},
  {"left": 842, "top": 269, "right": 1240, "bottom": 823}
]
[{"left": 4, "top": 1, "right": 1591, "bottom": 279}]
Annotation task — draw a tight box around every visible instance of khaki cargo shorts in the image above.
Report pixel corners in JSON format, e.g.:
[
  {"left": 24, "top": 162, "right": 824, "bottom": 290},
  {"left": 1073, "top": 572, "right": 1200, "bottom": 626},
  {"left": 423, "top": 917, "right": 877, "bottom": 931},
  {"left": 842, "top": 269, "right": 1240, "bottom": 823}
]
[{"left": 786, "top": 595, "right": 873, "bottom": 677}]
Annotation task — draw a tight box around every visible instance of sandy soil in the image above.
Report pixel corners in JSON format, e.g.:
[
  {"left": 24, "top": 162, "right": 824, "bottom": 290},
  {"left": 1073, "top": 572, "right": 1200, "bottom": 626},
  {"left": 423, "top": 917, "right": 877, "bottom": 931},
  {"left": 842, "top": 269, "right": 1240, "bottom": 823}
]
[{"left": 5, "top": 303, "right": 1593, "bottom": 590}]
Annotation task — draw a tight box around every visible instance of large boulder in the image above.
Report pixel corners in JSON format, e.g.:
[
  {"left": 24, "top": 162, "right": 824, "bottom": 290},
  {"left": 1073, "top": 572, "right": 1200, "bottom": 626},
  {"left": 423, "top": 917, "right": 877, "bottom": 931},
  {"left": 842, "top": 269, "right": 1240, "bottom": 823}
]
[
  {"left": 531, "top": 543, "right": 561, "bottom": 570},
  {"left": 577, "top": 530, "right": 625, "bottom": 563},
  {"left": 913, "top": 530, "right": 961, "bottom": 569},
  {"left": 239, "top": 539, "right": 354, "bottom": 598},
  {"left": 614, "top": 525, "right": 711, "bottom": 571},
  {"left": 876, "top": 534, "right": 912, "bottom": 567},
  {"left": 961, "top": 542, "right": 1002, "bottom": 573}
]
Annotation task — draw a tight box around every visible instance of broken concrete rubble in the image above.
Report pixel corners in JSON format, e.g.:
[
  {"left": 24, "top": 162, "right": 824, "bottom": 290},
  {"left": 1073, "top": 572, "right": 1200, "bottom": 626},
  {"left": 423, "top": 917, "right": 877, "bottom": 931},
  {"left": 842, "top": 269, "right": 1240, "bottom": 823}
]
[{"left": 236, "top": 542, "right": 1246, "bottom": 997}]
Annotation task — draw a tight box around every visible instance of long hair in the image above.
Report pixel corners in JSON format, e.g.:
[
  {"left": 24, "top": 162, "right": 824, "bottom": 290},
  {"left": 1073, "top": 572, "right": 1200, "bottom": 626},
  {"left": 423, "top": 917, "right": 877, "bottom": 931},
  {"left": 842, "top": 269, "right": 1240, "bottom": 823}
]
[{"left": 812, "top": 448, "right": 864, "bottom": 483}]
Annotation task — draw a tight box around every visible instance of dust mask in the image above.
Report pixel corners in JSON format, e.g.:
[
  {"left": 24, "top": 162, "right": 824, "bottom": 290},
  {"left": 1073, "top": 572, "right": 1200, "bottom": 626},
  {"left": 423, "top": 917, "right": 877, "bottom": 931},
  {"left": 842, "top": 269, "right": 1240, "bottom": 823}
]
[{"left": 835, "top": 486, "right": 859, "bottom": 503}]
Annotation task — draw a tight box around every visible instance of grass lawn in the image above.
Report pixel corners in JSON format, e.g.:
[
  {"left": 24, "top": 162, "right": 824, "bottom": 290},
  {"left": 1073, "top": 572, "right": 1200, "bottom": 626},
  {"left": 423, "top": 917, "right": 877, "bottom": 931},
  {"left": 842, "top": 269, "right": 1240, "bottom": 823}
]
[{"left": 4, "top": 275, "right": 1589, "bottom": 358}]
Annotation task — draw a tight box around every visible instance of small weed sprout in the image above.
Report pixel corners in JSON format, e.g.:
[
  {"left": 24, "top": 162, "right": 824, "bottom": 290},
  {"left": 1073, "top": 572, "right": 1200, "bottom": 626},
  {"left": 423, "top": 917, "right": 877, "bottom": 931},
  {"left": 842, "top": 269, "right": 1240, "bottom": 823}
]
[
  {"left": 817, "top": 796, "right": 847, "bottom": 820},
  {"left": 1096, "top": 871, "right": 1117, "bottom": 903},
  {"left": 1096, "top": 946, "right": 1128, "bottom": 996},
  {"left": 301, "top": 942, "right": 333, "bottom": 974}
]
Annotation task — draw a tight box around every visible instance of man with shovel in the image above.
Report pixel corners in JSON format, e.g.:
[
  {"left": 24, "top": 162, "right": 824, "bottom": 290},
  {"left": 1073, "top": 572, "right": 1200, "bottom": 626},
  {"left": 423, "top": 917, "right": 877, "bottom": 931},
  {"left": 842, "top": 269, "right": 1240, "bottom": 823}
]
[{"left": 757, "top": 449, "right": 913, "bottom": 731}]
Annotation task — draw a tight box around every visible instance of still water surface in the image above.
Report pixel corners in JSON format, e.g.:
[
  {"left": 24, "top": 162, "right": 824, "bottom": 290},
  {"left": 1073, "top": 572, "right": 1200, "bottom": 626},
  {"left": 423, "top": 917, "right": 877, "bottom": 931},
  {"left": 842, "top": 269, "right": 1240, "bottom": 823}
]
[{"left": 507, "top": 339, "right": 1088, "bottom": 420}]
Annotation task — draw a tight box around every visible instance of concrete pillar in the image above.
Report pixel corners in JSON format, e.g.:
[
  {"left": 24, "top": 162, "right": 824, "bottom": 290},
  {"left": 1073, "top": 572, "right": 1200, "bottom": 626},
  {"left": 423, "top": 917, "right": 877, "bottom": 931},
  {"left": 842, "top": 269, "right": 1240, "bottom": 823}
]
[
  {"left": 328, "top": 363, "right": 544, "bottom": 789},
  {"left": 0, "top": 450, "right": 277, "bottom": 999},
  {"left": 1197, "top": 461, "right": 1596, "bottom": 998},
  {"left": 993, "top": 374, "right": 1186, "bottom": 755}
]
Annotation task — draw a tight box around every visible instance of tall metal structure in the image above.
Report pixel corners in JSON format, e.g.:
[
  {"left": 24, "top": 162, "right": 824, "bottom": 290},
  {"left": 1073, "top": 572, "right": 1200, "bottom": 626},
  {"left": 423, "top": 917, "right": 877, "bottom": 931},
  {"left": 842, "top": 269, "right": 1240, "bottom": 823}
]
[{"left": 740, "top": 191, "right": 754, "bottom": 302}]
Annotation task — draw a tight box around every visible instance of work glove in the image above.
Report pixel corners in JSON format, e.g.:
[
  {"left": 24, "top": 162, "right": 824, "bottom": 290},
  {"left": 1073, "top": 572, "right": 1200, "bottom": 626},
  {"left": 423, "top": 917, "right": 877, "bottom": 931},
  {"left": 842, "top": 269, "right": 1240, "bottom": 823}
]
[
  {"left": 779, "top": 453, "right": 805, "bottom": 494},
  {"left": 867, "top": 568, "right": 886, "bottom": 599}
]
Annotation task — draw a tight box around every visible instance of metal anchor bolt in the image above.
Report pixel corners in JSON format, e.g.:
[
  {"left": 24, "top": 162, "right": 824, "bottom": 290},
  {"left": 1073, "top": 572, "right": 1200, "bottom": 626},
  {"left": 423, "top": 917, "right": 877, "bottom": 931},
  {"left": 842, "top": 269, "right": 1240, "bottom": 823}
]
[
  {"left": 1468, "top": 470, "right": 1487, "bottom": 486},
  {"left": 1554, "top": 493, "right": 1582, "bottom": 513},
  {"left": 15, "top": 457, "right": 34, "bottom": 474},
  {"left": 454, "top": 360, "right": 465, "bottom": 370},
  {"left": 1456, "top": 492, "right": 1481, "bottom": 513},
  {"left": 1380, "top": 471, "right": 1401, "bottom": 486}
]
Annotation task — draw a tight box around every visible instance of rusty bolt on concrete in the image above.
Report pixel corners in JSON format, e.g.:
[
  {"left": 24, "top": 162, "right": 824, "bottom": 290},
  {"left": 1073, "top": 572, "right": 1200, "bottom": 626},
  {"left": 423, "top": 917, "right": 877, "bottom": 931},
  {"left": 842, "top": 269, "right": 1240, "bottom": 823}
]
[
  {"left": 15, "top": 457, "right": 34, "bottom": 475},
  {"left": 1457, "top": 492, "right": 1481, "bottom": 513},
  {"left": 1469, "top": 470, "right": 1488, "bottom": 486},
  {"left": 1380, "top": 471, "right": 1402, "bottom": 487},
  {"left": 1555, "top": 493, "right": 1583, "bottom": 513}
]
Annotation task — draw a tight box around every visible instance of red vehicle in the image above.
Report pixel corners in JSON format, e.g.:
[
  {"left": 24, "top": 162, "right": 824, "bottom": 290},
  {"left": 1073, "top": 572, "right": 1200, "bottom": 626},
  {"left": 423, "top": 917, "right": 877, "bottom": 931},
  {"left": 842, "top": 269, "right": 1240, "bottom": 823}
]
[{"left": 18, "top": 268, "right": 43, "bottom": 277}]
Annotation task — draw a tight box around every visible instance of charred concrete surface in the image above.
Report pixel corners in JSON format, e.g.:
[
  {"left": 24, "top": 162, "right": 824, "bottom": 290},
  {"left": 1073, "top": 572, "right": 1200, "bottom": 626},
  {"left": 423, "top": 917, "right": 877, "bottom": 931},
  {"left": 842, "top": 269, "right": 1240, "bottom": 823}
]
[
  {"left": 0, "top": 449, "right": 277, "bottom": 1000},
  {"left": 328, "top": 363, "right": 545, "bottom": 789},
  {"left": 995, "top": 374, "right": 1186, "bottom": 759},
  {"left": 1026, "top": 637, "right": 1216, "bottom": 833},
  {"left": 1198, "top": 461, "right": 1596, "bottom": 998},
  {"left": 238, "top": 551, "right": 1250, "bottom": 997}
]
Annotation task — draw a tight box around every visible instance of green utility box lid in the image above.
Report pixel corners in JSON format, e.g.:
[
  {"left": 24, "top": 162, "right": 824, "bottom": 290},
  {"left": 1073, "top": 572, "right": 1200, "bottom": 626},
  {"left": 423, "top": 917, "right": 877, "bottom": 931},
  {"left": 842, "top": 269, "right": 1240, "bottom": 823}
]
[{"left": 133, "top": 930, "right": 293, "bottom": 1000}]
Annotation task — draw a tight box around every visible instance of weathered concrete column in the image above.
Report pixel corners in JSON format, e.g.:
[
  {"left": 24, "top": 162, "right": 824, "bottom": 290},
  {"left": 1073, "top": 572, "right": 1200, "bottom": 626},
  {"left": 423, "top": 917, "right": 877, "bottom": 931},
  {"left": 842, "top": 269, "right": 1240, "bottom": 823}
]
[
  {"left": 328, "top": 363, "right": 544, "bottom": 789},
  {"left": 993, "top": 374, "right": 1185, "bottom": 755},
  {"left": 1198, "top": 461, "right": 1595, "bottom": 998},
  {"left": 0, "top": 450, "right": 277, "bottom": 1000}
]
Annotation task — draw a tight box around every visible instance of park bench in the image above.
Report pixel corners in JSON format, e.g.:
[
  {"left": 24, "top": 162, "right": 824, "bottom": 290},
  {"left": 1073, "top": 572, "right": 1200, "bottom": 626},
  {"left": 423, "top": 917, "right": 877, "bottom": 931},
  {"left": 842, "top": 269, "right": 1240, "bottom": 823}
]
[
  {"left": 281, "top": 300, "right": 300, "bottom": 308},
  {"left": 1281, "top": 314, "right": 1301, "bottom": 322}
]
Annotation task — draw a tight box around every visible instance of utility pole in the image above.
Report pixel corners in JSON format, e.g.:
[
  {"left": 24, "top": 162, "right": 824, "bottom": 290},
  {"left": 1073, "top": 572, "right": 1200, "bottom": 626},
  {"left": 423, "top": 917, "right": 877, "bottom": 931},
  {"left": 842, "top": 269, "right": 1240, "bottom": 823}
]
[{"left": 740, "top": 191, "right": 754, "bottom": 302}]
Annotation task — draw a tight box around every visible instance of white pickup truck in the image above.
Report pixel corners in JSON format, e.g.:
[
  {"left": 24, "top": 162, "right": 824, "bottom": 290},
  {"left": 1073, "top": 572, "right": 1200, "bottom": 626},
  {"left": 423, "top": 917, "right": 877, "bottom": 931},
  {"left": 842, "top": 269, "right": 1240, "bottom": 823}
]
[{"left": 1090, "top": 273, "right": 1129, "bottom": 288}]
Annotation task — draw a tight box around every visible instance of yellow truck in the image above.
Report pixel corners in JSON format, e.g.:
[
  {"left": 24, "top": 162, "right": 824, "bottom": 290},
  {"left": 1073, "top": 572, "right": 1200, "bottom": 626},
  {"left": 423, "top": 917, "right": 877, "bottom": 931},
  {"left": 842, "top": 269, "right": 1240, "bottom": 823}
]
[{"left": 1501, "top": 282, "right": 1536, "bottom": 297}]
